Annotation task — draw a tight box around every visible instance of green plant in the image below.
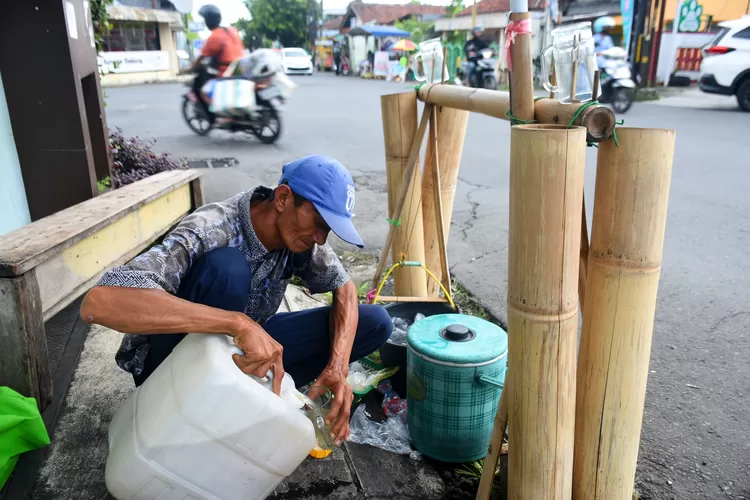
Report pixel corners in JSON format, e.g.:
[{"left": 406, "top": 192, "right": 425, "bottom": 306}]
[
  {"left": 97, "top": 176, "right": 111, "bottom": 193},
  {"left": 109, "top": 129, "right": 187, "bottom": 188},
  {"left": 450, "top": 279, "right": 489, "bottom": 319},
  {"left": 90, "top": 0, "right": 114, "bottom": 52}
]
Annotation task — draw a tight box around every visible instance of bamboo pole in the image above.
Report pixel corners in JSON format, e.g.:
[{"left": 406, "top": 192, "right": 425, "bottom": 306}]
[
  {"left": 507, "top": 124, "right": 586, "bottom": 500},
  {"left": 415, "top": 85, "right": 616, "bottom": 142},
  {"left": 373, "top": 100, "right": 433, "bottom": 293},
  {"left": 573, "top": 128, "right": 675, "bottom": 500},
  {"left": 508, "top": 11, "right": 535, "bottom": 122},
  {"left": 381, "top": 93, "right": 428, "bottom": 297},
  {"left": 422, "top": 106, "right": 469, "bottom": 295}
]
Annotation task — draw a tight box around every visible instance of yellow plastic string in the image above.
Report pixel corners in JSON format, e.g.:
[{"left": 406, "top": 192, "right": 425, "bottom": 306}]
[{"left": 372, "top": 260, "right": 456, "bottom": 310}]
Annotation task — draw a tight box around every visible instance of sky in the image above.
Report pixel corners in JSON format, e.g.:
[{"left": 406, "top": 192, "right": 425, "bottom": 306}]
[{"left": 191, "top": 0, "right": 454, "bottom": 25}]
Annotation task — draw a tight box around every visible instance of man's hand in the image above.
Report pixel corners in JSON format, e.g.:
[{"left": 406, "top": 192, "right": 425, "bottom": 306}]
[
  {"left": 230, "top": 314, "right": 286, "bottom": 396},
  {"left": 308, "top": 365, "right": 353, "bottom": 445}
]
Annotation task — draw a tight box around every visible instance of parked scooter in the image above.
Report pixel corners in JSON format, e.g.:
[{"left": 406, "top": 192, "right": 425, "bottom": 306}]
[
  {"left": 458, "top": 49, "right": 498, "bottom": 89},
  {"left": 596, "top": 47, "right": 636, "bottom": 113},
  {"left": 336, "top": 55, "right": 351, "bottom": 76},
  {"left": 182, "top": 50, "right": 290, "bottom": 144}
]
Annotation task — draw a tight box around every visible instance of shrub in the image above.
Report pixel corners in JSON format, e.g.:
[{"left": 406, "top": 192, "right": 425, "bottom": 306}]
[{"left": 109, "top": 129, "right": 186, "bottom": 188}]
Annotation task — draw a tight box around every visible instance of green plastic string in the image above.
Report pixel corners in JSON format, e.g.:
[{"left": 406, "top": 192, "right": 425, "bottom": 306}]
[
  {"left": 612, "top": 119, "right": 625, "bottom": 147},
  {"left": 413, "top": 82, "right": 426, "bottom": 92},
  {"left": 386, "top": 218, "right": 402, "bottom": 227},
  {"left": 505, "top": 108, "right": 538, "bottom": 126},
  {"left": 567, "top": 100, "right": 600, "bottom": 128},
  {"left": 567, "top": 101, "right": 623, "bottom": 148}
]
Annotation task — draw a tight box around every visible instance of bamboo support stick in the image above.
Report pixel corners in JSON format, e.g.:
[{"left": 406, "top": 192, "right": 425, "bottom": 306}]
[
  {"left": 415, "top": 85, "right": 616, "bottom": 141},
  {"left": 476, "top": 373, "right": 509, "bottom": 500},
  {"left": 422, "top": 106, "right": 469, "bottom": 295},
  {"left": 427, "top": 107, "right": 452, "bottom": 293},
  {"left": 508, "top": 11, "right": 534, "bottom": 122},
  {"left": 570, "top": 34, "right": 580, "bottom": 103},
  {"left": 507, "top": 124, "right": 586, "bottom": 500},
  {"left": 579, "top": 199, "right": 589, "bottom": 310},
  {"left": 381, "top": 93, "right": 428, "bottom": 297},
  {"left": 573, "top": 128, "right": 675, "bottom": 500},
  {"left": 373, "top": 100, "right": 433, "bottom": 292}
]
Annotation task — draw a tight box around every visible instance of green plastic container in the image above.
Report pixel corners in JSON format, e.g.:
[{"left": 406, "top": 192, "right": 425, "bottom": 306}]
[{"left": 407, "top": 314, "right": 507, "bottom": 463}]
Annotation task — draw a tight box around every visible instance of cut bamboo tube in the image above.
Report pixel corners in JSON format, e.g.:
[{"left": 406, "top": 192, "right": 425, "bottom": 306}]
[
  {"left": 381, "top": 93, "right": 429, "bottom": 297},
  {"left": 427, "top": 107, "right": 452, "bottom": 293},
  {"left": 422, "top": 106, "right": 469, "bottom": 295},
  {"left": 415, "top": 85, "right": 616, "bottom": 141},
  {"left": 573, "top": 128, "right": 675, "bottom": 500},
  {"left": 508, "top": 11, "right": 534, "bottom": 122},
  {"left": 579, "top": 199, "right": 589, "bottom": 310},
  {"left": 507, "top": 124, "right": 586, "bottom": 500},
  {"left": 373, "top": 100, "right": 433, "bottom": 292}
]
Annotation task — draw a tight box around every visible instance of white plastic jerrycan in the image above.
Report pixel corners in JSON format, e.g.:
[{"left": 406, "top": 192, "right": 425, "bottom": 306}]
[{"left": 105, "top": 333, "right": 316, "bottom": 500}]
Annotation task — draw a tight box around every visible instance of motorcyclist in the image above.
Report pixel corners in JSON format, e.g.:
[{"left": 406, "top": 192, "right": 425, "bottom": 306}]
[
  {"left": 464, "top": 26, "right": 488, "bottom": 87},
  {"left": 593, "top": 16, "right": 616, "bottom": 70},
  {"left": 190, "top": 4, "right": 245, "bottom": 120}
]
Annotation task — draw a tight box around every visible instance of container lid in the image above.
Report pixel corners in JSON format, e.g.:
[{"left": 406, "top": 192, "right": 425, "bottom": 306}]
[{"left": 407, "top": 314, "right": 507, "bottom": 365}]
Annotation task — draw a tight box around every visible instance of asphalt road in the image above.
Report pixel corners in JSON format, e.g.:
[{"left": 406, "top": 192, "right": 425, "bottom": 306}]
[{"left": 106, "top": 74, "right": 750, "bottom": 499}]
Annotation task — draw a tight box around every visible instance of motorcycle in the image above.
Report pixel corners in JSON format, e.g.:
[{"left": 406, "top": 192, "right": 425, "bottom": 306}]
[
  {"left": 336, "top": 55, "right": 350, "bottom": 76},
  {"left": 596, "top": 47, "right": 636, "bottom": 114},
  {"left": 458, "top": 48, "right": 498, "bottom": 89},
  {"left": 182, "top": 54, "right": 286, "bottom": 144}
]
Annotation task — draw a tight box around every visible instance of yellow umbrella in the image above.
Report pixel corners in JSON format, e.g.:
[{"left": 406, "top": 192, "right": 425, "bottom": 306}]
[{"left": 392, "top": 39, "right": 417, "bottom": 51}]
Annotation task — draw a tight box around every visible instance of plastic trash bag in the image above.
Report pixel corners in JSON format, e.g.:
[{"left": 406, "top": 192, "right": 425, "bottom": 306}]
[
  {"left": 348, "top": 405, "right": 412, "bottom": 455},
  {"left": 388, "top": 313, "right": 427, "bottom": 346}
]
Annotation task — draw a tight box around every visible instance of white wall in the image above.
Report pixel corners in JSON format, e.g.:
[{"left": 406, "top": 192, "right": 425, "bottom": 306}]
[
  {"left": 657, "top": 32, "right": 714, "bottom": 83},
  {"left": 0, "top": 71, "right": 31, "bottom": 236}
]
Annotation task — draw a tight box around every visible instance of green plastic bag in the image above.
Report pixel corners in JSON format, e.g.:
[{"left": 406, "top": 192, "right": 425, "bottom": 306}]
[{"left": 0, "top": 387, "right": 50, "bottom": 488}]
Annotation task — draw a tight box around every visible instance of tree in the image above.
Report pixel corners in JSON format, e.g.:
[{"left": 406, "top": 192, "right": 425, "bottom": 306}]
[
  {"left": 242, "top": 0, "right": 307, "bottom": 48},
  {"left": 394, "top": 16, "right": 435, "bottom": 44},
  {"left": 234, "top": 18, "right": 265, "bottom": 50},
  {"left": 445, "top": 0, "right": 465, "bottom": 17}
]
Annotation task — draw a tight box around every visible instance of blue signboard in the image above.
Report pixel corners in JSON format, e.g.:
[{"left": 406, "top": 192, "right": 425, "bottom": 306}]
[
  {"left": 193, "top": 39, "right": 205, "bottom": 53},
  {"left": 621, "top": 0, "right": 634, "bottom": 50}
]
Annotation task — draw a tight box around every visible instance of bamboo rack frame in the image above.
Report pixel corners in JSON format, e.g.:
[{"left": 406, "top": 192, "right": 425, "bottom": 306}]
[{"left": 416, "top": 84, "right": 617, "bottom": 142}]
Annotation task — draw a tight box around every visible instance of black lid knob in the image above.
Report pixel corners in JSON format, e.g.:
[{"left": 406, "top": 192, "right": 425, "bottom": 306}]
[{"left": 440, "top": 324, "right": 475, "bottom": 342}]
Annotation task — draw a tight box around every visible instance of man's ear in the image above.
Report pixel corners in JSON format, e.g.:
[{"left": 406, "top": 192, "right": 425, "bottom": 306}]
[{"left": 274, "top": 184, "right": 293, "bottom": 212}]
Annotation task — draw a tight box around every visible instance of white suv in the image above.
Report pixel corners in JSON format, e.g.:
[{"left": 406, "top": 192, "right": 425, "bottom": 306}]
[{"left": 699, "top": 15, "right": 750, "bottom": 111}]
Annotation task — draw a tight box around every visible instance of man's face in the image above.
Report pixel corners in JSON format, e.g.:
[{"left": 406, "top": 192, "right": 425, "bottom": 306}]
[{"left": 274, "top": 185, "right": 331, "bottom": 252}]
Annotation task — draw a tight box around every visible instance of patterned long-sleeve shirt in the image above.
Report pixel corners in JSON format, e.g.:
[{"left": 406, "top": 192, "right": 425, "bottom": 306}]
[{"left": 97, "top": 186, "right": 350, "bottom": 376}]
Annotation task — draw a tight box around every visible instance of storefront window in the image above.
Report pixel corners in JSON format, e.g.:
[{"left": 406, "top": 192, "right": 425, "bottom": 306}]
[{"left": 102, "top": 22, "right": 161, "bottom": 51}]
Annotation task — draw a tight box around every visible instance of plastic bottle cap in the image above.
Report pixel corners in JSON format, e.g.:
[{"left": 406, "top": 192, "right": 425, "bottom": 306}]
[{"left": 309, "top": 444, "right": 333, "bottom": 459}]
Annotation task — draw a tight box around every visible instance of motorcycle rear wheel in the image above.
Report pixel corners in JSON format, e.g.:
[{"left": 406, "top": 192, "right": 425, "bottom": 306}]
[
  {"left": 612, "top": 88, "right": 634, "bottom": 114},
  {"left": 182, "top": 96, "right": 212, "bottom": 136},
  {"left": 483, "top": 74, "right": 497, "bottom": 90},
  {"left": 252, "top": 104, "right": 281, "bottom": 144}
]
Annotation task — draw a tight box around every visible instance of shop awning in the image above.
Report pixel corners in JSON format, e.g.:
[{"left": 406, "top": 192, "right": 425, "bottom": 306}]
[
  {"left": 348, "top": 25, "right": 411, "bottom": 37},
  {"left": 107, "top": 5, "right": 184, "bottom": 28}
]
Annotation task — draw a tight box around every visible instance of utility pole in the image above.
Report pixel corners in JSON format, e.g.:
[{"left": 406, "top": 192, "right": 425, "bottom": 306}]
[
  {"left": 471, "top": 0, "right": 477, "bottom": 29},
  {"left": 648, "top": 0, "right": 667, "bottom": 86}
]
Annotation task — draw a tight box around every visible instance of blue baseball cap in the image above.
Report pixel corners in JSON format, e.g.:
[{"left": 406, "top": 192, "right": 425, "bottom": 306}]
[{"left": 280, "top": 155, "right": 364, "bottom": 248}]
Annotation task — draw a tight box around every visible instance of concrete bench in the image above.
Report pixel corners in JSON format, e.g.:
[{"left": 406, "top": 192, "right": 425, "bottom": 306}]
[{"left": 0, "top": 170, "right": 204, "bottom": 407}]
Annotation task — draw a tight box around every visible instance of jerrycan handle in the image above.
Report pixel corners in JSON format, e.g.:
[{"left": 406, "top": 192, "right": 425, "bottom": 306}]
[
  {"left": 541, "top": 45, "right": 558, "bottom": 94},
  {"left": 230, "top": 343, "right": 274, "bottom": 384}
]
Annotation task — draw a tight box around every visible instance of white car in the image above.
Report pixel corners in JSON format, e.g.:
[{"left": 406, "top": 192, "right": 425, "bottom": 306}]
[
  {"left": 699, "top": 15, "right": 750, "bottom": 111},
  {"left": 281, "top": 48, "right": 314, "bottom": 76}
]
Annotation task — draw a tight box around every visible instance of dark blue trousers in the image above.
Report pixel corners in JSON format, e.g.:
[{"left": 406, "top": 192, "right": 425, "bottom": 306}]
[{"left": 134, "top": 247, "right": 392, "bottom": 387}]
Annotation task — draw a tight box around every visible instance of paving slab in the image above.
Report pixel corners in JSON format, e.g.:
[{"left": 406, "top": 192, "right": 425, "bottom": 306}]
[
  {"left": 268, "top": 447, "right": 356, "bottom": 499},
  {"left": 344, "top": 442, "right": 445, "bottom": 500}
]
